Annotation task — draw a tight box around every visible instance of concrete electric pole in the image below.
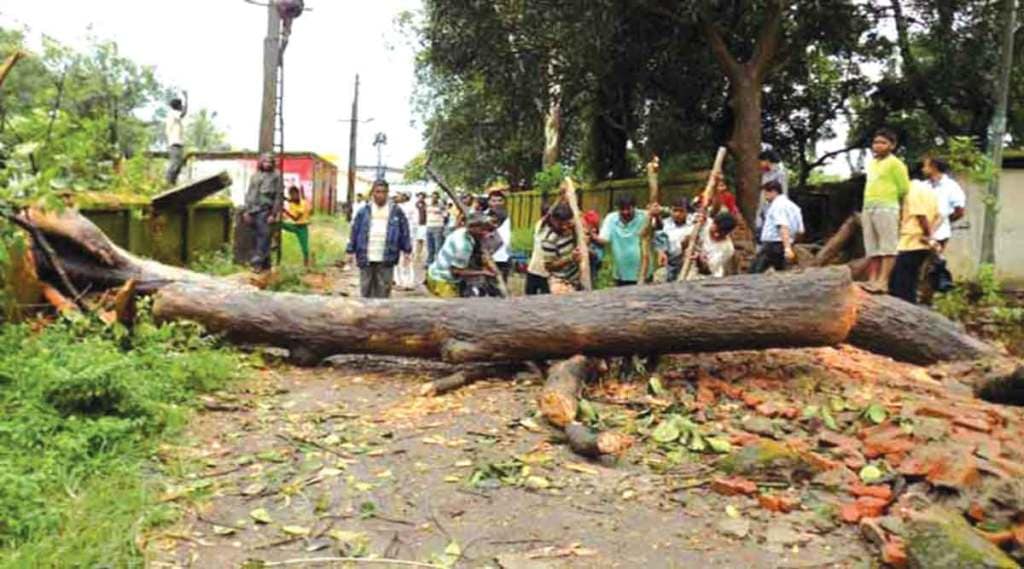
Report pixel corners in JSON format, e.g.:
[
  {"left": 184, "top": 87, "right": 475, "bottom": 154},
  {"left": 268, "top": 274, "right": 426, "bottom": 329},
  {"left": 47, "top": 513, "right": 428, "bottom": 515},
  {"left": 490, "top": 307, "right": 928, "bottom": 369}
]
[{"left": 981, "top": 0, "right": 1018, "bottom": 265}]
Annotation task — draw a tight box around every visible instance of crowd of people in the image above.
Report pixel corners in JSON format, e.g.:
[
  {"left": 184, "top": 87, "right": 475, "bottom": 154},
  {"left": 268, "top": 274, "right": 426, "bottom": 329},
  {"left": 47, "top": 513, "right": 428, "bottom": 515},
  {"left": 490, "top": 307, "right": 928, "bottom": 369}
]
[{"left": 238, "top": 127, "right": 966, "bottom": 309}]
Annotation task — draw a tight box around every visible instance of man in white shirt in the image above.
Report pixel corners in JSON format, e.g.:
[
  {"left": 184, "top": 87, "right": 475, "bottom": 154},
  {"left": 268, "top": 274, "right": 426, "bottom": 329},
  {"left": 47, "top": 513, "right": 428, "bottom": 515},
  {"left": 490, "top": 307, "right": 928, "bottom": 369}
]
[
  {"left": 487, "top": 189, "right": 512, "bottom": 279},
  {"left": 922, "top": 156, "right": 966, "bottom": 250},
  {"left": 655, "top": 198, "right": 695, "bottom": 282},
  {"left": 750, "top": 181, "right": 803, "bottom": 273},
  {"left": 756, "top": 149, "right": 788, "bottom": 237},
  {"left": 681, "top": 212, "right": 738, "bottom": 279},
  {"left": 164, "top": 92, "right": 188, "bottom": 186}
]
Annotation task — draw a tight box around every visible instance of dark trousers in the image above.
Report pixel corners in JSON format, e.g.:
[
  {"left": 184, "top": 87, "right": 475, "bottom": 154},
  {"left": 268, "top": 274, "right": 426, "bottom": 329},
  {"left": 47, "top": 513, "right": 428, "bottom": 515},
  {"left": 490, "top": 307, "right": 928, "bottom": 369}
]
[
  {"left": 249, "top": 213, "right": 272, "bottom": 271},
  {"left": 749, "top": 242, "right": 787, "bottom": 274},
  {"left": 666, "top": 254, "right": 684, "bottom": 282},
  {"left": 495, "top": 261, "right": 511, "bottom": 281},
  {"left": 525, "top": 273, "right": 550, "bottom": 295},
  {"left": 426, "top": 227, "right": 445, "bottom": 266},
  {"left": 890, "top": 249, "right": 930, "bottom": 304},
  {"left": 360, "top": 263, "right": 395, "bottom": 298},
  {"left": 166, "top": 144, "right": 184, "bottom": 185}
]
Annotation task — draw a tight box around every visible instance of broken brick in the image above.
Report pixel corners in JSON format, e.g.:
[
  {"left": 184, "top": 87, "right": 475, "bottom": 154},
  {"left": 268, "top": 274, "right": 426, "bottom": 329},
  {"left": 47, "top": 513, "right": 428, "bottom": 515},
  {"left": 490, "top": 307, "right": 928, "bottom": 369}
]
[
  {"left": 914, "top": 404, "right": 956, "bottom": 420},
  {"left": 758, "top": 493, "right": 799, "bottom": 513},
  {"left": 742, "top": 392, "right": 764, "bottom": 408},
  {"left": 856, "top": 496, "right": 890, "bottom": 518},
  {"left": 818, "top": 431, "right": 861, "bottom": 450},
  {"left": 967, "top": 503, "right": 986, "bottom": 522},
  {"left": 862, "top": 424, "right": 916, "bottom": 459},
  {"left": 926, "top": 452, "right": 981, "bottom": 490},
  {"left": 840, "top": 502, "right": 863, "bottom": 523},
  {"left": 843, "top": 450, "right": 867, "bottom": 470},
  {"left": 780, "top": 407, "right": 800, "bottom": 420},
  {"left": 1014, "top": 524, "right": 1024, "bottom": 546},
  {"left": 882, "top": 538, "right": 908, "bottom": 569},
  {"left": 953, "top": 415, "right": 993, "bottom": 433},
  {"left": 848, "top": 483, "right": 893, "bottom": 502},
  {"left": 711, "top": 476, "right": 758, "bottom": 497},
  {"left": 800, "top": 451, "right": 841, "bottom": 471}
]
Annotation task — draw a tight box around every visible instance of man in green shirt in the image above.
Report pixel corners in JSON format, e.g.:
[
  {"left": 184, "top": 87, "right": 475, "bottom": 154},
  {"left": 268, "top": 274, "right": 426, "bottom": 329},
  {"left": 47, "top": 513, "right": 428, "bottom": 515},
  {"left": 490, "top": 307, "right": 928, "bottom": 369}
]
[
  {"left": 862, "top": 128, "right": 910, "bottom": 293},
  {"left": 592, "top": 195, "right": 651, "bottom": 286}
]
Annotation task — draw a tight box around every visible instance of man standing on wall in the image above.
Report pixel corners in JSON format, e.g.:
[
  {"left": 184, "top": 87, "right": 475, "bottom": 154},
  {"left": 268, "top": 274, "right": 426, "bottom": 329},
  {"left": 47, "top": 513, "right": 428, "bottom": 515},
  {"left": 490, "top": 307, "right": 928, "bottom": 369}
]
[
  {"left": 242, "top": 153, "right": 284, "bottom": 273},
  {"left": 164, "top": 92, "right": 188, "bottom": 186},
  {"left": 862, "top": 129, "right": 911, "bottom": 293},
  {"left": 347, "top": 180, "right": 411, "bottom": 298}
]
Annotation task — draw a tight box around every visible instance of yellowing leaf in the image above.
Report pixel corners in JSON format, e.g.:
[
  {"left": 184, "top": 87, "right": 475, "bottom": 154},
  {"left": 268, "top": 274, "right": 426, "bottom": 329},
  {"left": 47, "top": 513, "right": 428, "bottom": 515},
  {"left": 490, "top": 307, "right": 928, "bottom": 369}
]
[
  {"left": 249, "top": 508, "right": 272, "bottom": 524},
  {"left": 282, "top": 525, "right": 310, "bottom": 536}
]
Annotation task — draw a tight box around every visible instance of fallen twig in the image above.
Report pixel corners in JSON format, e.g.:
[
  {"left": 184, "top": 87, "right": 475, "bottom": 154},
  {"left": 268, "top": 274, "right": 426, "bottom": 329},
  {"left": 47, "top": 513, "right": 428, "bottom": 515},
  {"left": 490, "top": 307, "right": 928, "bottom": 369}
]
[{"left": 260, "top": 557, "right": 445, "bottom": 568}]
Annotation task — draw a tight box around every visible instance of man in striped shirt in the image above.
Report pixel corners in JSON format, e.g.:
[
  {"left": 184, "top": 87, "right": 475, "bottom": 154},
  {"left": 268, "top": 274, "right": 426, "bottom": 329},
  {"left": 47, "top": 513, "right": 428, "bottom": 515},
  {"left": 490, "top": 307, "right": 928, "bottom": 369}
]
[
  {"left": 541, "top": 203, "right": 582, "bottom": 293},
  {"left": 427, "top": 212, "right": 496, "bottom": 298}
]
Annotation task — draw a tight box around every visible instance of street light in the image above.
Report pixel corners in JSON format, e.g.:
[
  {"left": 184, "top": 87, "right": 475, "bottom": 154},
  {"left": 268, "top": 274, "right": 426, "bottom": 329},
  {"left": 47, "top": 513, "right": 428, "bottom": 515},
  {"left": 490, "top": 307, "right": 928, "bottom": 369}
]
[{"left": 373, "top": 132, "right": 388, "bottom": 181}]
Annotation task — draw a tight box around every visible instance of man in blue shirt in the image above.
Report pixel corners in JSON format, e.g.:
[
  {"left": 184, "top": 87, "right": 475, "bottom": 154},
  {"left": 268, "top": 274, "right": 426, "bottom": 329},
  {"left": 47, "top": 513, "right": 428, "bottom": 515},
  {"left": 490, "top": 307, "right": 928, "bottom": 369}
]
[{"left": 750, "top": 181, "right": 803, "bottom": 273}]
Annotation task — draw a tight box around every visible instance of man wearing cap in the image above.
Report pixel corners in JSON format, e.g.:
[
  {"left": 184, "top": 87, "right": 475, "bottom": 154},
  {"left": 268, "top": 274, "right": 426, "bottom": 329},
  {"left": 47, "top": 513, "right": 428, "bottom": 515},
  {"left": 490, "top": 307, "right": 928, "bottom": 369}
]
[
  {"left": 243, "top": 153, "right": 284, "bottom": 272},
  {"left": 346, "top": 180, "right": 411, "bottom": 298},
  {"left": 427, "top": 212, "right": 496, "bottom": 298}
]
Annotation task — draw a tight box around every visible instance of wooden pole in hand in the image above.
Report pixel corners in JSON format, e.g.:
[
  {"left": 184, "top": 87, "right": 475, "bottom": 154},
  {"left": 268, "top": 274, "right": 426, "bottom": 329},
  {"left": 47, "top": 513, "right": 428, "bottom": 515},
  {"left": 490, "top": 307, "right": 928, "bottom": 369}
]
[
  {"left": 637, "top": 156, "right": 661, "bottom": 286},
  {"left": 677, "top": 147, "right": 728, "bottom": 282},
  {"left": 562, "top": 178, "right": 592, "bottom": 291},
  {"left": 424, "top": 165, "right": 509, "bottom": 298}
]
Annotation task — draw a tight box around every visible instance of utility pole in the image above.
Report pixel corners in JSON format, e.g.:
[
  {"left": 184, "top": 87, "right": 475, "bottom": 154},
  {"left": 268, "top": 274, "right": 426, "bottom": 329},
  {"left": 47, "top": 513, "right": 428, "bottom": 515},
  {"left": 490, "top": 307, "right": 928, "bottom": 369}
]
[
  {"left": 258, "top": 3, "right": 282, "bottom": 154},
  {"left": 981, "top": 0, "right": 1018, "bottom": 265},
  {"left": 346, "top": 75, "right": 360, "bottom": 220}
]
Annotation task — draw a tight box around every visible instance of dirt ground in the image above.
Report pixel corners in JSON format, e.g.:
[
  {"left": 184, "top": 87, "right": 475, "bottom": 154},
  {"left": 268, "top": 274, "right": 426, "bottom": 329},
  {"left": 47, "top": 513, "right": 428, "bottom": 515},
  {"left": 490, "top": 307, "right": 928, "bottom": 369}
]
[
  {"left": 145, "top": 261, "right": 1024, "bottom": 569},
  {"left": 146, "top": 353, "right": 877, "bottom": 569}
]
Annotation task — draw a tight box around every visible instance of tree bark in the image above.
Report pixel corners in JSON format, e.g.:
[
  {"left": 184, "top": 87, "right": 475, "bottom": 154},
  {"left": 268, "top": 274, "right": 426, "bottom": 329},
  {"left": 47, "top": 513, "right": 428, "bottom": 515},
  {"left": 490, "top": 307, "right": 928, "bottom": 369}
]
[
  {"left": 811, "top": 215, "right": 862, "bottom": 267},
  {"left": 848, "top": 287, "right": 997, "bottom": 365},
  {"left": 21, "top": 209, "right": 998, "bottom": 371},
  {"left": 153, "top": 267, "right": 864, "bottom": 364},
  {"left": 539, "top": 356, "right": 633, "bottom": 458}
]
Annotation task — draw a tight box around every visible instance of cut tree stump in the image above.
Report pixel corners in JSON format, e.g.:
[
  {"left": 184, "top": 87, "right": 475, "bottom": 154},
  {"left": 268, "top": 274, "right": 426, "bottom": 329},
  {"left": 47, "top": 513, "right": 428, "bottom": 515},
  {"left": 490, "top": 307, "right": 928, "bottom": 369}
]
[{"left": 812, "top": 215, "right": 861, "bottom": 267}]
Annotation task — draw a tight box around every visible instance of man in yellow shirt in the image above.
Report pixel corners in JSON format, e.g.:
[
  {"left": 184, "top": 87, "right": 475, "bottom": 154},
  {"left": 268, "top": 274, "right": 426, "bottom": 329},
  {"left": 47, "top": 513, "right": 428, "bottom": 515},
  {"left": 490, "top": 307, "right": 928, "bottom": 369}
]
[
  {"left": 889, "top": 179, "right": 941, "bottom": 304},
  {"left": 862, "top": 128, "right": 911, "bottom": 293}
]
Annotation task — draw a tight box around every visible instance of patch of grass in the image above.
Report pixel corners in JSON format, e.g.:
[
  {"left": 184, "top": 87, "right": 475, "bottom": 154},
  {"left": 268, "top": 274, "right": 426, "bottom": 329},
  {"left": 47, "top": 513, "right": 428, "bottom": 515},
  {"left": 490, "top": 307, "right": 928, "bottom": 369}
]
[
  {"left": 280, "top": 214, "right": 349, "bottom": 270},
  {"left": 0, "top": 311, "right": 245, "bottom": 566}
]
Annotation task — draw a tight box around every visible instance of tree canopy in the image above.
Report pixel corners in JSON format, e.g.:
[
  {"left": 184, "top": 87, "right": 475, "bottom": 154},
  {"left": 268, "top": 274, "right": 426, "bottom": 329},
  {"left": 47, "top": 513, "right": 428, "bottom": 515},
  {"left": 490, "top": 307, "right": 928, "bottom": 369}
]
[{"left": 407, "top": 0, "right": 1022, "bottom": 204}]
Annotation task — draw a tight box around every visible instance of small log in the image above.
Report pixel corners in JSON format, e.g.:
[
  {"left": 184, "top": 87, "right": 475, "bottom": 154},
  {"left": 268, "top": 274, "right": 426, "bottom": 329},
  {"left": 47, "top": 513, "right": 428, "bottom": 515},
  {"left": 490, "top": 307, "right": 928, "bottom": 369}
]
[
  {"left": 539, "top": 356, "right": 633, "bottom": 458},
  {"left": 41, "top": 283, "right": 76, "bottom": 314},
  {"left": 565, "top": 423, "right": 633, "bottom": 458},
  {"left": 419, "top": 363, "right": 523, "bottom": 397},
  {"left": 538, "top": 356, "right": 593, "bottom": 427},
  {"left": 812, "top": 215, "right": 861, "bottom": 267}
]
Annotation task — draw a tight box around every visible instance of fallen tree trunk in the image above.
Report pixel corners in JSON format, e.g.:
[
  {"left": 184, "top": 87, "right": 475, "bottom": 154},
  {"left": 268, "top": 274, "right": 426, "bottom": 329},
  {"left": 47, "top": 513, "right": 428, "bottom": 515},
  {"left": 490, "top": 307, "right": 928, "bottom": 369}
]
[
  {"left": 21, "top": 209, "right": 998, "bottom": 369},
  {"left": 539, "top": 356, "right": 633, "bottom": 458},
  {"left": 153, "top": 266, "right": 863, "bottom": 364},
  {"left": 848, "top": 288, "right": 996, "bottom": 365}
]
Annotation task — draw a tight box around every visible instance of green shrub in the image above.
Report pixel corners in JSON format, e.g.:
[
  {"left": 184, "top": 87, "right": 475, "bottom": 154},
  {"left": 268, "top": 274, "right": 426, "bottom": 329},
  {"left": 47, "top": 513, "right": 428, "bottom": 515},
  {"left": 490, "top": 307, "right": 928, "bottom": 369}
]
[{"left": 0, "top": 313, "right": 244, "bottom": 564}]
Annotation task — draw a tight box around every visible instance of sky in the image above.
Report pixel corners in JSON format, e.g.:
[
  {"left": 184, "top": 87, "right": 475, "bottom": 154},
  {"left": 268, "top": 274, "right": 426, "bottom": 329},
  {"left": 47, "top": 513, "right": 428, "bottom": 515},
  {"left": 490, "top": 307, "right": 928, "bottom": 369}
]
[{"left": 0, "top": 0, "right": 426, "bottom": 172}]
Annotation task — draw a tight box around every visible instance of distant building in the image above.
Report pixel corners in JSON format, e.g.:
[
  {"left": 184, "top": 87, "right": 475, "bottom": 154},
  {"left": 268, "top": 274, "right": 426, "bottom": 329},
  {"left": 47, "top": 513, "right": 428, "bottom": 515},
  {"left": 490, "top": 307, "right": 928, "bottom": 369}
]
[{"left": 183, "top": 151, "right": 339, "bottom": 215}]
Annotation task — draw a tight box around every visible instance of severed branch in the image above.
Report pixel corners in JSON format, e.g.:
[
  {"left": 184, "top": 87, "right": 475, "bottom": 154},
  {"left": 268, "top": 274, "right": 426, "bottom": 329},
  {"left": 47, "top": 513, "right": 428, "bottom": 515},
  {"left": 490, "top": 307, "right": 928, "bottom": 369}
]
[
  {"left": 7, "top": 210, "right": 88, "bottom": 311},
  {"left": 538, "top": 356, "right": 633, "bottom": 458}
]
